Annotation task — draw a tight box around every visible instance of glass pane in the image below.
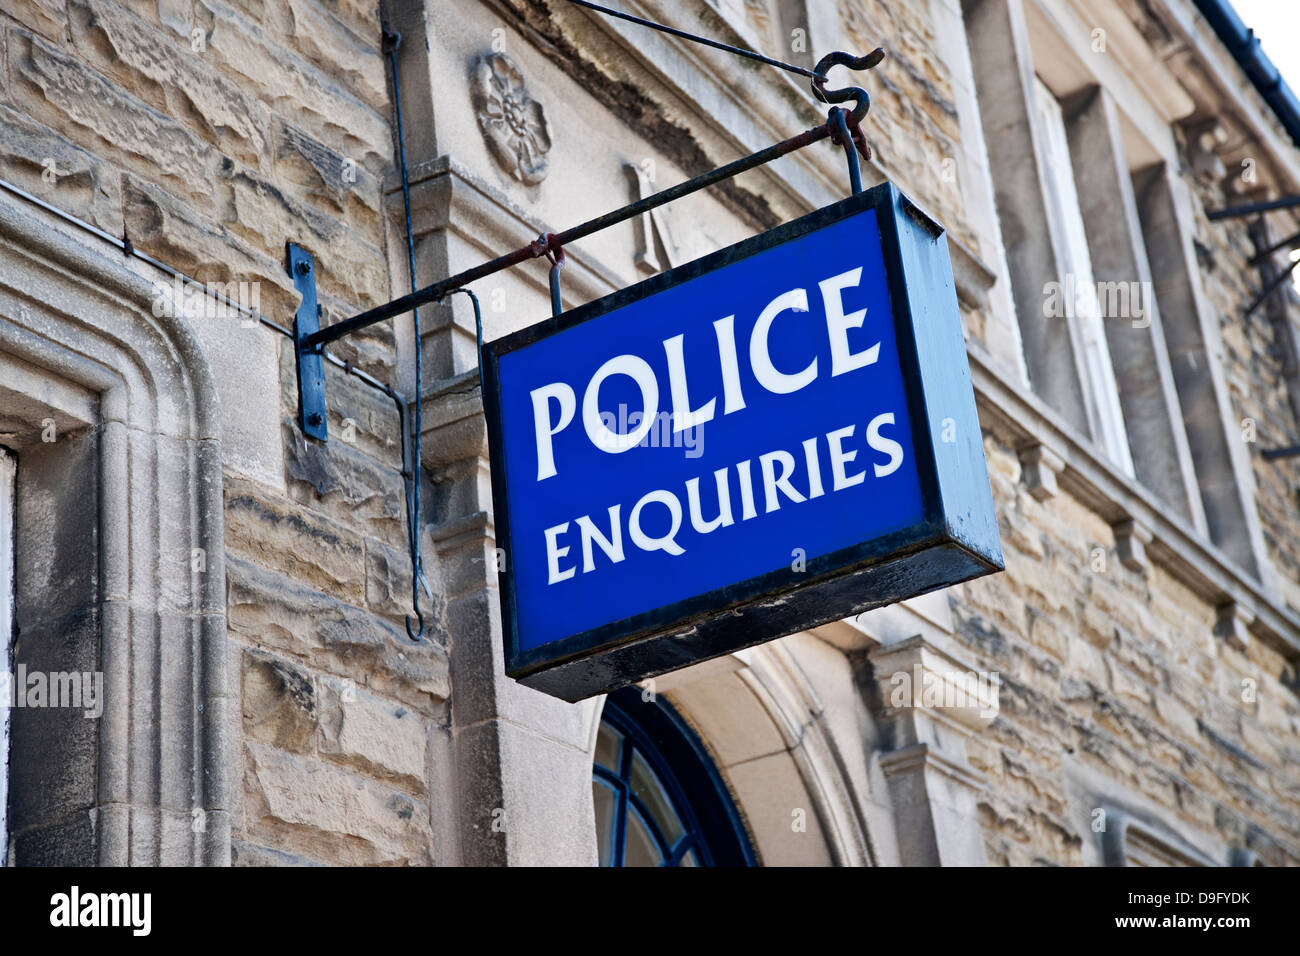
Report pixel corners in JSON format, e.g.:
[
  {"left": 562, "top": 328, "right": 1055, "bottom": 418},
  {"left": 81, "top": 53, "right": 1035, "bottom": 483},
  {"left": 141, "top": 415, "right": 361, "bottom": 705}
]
[
  {"left": 592, "top": 780, "right": 617, "bottom": 866},
  {"left": 679, "top": 849, "right": 698, "bottom": 867},
  {"left": 595, "top": 723, "right": 622, "bottom": 773},
  {"left": 630, "top": 750, "right": 685, "bottom": 846},
  {"left": 624, "top": 807, "right": 664, "bottom": 867}
]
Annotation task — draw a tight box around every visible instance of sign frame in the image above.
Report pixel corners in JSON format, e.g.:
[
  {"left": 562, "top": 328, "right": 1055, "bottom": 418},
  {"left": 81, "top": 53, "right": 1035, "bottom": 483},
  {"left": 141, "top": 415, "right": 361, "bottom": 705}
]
[{"left": 481, "top": 183, "right": 1003, "bottom": 702}]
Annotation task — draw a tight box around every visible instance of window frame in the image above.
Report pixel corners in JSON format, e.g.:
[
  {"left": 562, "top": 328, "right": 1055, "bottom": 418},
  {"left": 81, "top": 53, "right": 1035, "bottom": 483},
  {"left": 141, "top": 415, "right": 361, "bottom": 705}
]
[
  {"left": 1031, "top": 75, "right": 1137, "bottom": 476},
  {"left": 593, "top": 686, "right": 756, "bottom": 867}
]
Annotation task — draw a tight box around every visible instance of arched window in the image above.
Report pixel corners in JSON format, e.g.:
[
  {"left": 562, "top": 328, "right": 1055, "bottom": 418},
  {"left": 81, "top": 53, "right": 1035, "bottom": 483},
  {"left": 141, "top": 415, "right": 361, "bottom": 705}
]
[{"left": 592, "top": 687, "right": 755, "bottom": 867}]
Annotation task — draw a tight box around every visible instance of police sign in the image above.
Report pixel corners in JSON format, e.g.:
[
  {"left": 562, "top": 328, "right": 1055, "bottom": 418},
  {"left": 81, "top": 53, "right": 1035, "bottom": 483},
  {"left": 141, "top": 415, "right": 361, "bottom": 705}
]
[{"left": 482, "top": 184, "right": 1002, "bottom": 701}]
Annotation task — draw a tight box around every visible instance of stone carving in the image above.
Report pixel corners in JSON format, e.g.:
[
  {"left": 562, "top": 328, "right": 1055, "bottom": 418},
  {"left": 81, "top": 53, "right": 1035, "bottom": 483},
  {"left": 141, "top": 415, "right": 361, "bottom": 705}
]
[{"left": 470, "top": 52, "right": 553, "bottom": 185}]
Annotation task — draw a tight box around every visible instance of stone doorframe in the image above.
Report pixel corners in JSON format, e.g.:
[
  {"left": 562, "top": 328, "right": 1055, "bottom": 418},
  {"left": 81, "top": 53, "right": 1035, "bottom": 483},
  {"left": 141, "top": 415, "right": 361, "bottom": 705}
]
[{"left": 0, "top": 194, "right": 229, "bottom": 865}]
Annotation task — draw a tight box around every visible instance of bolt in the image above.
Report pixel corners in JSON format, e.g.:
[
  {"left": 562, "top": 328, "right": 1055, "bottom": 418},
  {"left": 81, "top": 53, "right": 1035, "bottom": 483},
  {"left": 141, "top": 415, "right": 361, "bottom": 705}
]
[
  {"left": 307, "top": 412, "right": 323, "bottom": 427},
  {"left": 296, "top": 259, "right": 312, "bottom": 276}
]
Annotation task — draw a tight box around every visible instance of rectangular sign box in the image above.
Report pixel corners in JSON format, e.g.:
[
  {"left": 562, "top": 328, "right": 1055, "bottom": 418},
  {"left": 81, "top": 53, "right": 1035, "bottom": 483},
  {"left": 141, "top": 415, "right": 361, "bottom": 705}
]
[{"left": 481, "top": 184, "right": 1002, "bottom": 702}]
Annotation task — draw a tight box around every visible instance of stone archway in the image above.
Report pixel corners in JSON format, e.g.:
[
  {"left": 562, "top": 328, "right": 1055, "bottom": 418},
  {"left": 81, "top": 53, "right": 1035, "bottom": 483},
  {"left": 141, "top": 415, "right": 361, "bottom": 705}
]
[
  {"left": 0, "top": 194, "right": 229, "bottom": 865},
  {"left": 585, "top": 634, "right": 879, "bottom": 866}
]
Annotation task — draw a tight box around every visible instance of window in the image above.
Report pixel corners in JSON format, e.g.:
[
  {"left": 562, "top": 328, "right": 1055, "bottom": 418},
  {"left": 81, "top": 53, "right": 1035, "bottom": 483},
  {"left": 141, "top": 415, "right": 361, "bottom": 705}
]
[
  {"left": 1099, "top": 810, "right": 1214, "bottom": 867},
  {"left": 1032, "top": 77, "right": 1135, "bottom": 476},
  {"left": 593, "top": 687, "right": 754, "bottom": 866},
  {"left": 0, "top": 447, "right": 13, "bottom": 864}
]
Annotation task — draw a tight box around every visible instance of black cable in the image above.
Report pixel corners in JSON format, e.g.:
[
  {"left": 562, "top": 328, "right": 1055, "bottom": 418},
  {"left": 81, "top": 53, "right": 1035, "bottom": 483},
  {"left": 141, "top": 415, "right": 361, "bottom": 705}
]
[
  {"left": 565, "top": 0, "right": 823, "bottom": 81},
  {"left": 383, "top": 21, "right": 428, "bottom": 641}
]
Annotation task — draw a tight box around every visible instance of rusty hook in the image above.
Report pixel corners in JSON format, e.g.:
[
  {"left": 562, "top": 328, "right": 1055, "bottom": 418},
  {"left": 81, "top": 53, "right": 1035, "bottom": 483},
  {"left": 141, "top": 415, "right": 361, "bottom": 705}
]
[{"left": 812, "top": 49, "right": 886, "bottom": 126}]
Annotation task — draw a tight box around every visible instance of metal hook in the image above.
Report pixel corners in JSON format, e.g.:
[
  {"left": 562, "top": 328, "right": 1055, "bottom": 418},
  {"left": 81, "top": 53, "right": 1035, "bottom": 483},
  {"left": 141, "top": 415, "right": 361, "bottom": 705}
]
[
  {"left": 811, "top": 49, "right": 885, "bottom": 124},
  {"left": 541, "top": 232, "right": 567, "bottom": 316},
  {"left": 406, "top": 605, "right": 425, "bottom": 641},
  {"left": 828, "top": 107, "right": 862, "bottom": 195},
  {"left": 814, "top": 49, "right": 885, "bottom": 168}
]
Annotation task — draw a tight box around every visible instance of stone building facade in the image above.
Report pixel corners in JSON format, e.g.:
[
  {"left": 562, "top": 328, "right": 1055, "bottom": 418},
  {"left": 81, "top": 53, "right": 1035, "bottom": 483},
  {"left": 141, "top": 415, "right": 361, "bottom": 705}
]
[{"left": 0, "top": 0, "right": 1297, "bottom": 866}]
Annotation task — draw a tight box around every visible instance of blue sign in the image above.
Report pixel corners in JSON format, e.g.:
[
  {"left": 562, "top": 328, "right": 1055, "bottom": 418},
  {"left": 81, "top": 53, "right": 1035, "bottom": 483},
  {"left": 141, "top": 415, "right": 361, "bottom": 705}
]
[{"left": 482, "top": 184, "right": 1002, "bottom": 701}]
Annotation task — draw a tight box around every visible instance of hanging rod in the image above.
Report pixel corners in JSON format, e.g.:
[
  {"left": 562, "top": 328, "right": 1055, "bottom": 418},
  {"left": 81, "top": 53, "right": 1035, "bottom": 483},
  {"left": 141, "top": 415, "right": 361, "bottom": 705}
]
[{"left": 302, "top": 119, "right": 837, "bottom": 351}]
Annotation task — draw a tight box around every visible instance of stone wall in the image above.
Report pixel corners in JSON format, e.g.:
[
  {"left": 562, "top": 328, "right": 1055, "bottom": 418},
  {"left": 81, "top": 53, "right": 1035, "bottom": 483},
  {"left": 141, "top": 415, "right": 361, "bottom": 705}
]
[
  {"left": 0, "top": 0, "right": 453, "bottom": 864},
  {"left": 1, "top": 0, "right": 1298, "bottom": 866}
]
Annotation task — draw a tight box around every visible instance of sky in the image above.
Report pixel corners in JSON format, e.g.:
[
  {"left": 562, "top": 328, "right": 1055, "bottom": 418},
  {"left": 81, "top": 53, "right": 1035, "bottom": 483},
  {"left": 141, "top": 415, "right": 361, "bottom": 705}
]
[{"left": 1229, "top": 1, "right": 1300, "bottom": 92}]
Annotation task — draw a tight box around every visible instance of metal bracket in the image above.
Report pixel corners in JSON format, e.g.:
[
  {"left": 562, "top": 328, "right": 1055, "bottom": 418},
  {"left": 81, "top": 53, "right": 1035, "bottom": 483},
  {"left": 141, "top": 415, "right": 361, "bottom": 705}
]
[{"left": 288, "top": 243, "right": 328, "bottom": 442}]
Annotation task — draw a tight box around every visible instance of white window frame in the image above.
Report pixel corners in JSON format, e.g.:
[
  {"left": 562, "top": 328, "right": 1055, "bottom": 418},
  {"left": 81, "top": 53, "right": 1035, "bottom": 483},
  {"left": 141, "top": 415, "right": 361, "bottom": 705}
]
[{"left": 1032, "top": 76, "right": 1136, "bottom": 477}]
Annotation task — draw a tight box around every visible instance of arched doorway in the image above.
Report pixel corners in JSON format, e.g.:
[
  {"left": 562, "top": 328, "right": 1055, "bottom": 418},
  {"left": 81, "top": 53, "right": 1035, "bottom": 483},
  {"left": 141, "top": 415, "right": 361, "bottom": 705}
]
[{"left": 592, "top": 687, "right": 755, "bottom": 866}]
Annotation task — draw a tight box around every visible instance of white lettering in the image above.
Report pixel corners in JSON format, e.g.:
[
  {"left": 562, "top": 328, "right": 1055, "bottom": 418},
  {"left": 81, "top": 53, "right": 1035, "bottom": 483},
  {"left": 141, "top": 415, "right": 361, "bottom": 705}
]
[
  {"left": 866, "top": 413, "right": 904, "bottom": 477},
  {"left": 544, "top": 523, "right": 576, "bottom": 584},
  {"left": 629, "top": 490, "right": 686, "bottom": 555},
  {"left": 750, "top": 288, "right": 817, "bottom": 394},
  {"left": 663, "top": 333, "right": 716, "bottom": 432},
  {"left": 820, "top": 267, "right": 879, "bottom": 375},
  {"left": 583, "top": 355, "right": 659, "bottom": 454},
  {"left": 530, "top": 382, "right": 575, "bottom": 480}
]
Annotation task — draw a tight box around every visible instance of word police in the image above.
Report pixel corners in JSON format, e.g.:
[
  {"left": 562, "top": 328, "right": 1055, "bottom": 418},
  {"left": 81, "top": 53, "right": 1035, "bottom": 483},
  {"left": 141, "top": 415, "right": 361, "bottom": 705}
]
[{"left": 527, "top": 267, "right": 906, "bottom": 583}]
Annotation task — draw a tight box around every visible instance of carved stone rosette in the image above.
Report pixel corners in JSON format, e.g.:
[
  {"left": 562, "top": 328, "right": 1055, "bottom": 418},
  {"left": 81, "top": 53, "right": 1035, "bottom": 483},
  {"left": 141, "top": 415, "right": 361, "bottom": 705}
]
[{"left": 470, "top": 52, "right": 553, "bottom": 186}]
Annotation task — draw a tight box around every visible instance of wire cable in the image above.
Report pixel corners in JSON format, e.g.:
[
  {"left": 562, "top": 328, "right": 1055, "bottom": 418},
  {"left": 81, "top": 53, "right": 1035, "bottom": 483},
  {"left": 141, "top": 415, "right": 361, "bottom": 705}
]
[{"left": 565, "top": 0, "right": 823, "bottom": 81}]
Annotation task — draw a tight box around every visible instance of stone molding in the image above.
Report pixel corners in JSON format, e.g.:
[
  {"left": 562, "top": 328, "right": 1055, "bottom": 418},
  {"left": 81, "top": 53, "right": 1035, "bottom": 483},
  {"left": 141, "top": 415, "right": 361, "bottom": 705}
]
[
  {"left": 972, "top": 341, "right": 1300, "bottom": 664},
  {"left": 867, "top": 635, "right": 992, "bottom": 865},
  {"left": 0, "top": 192, "right": 229, "bottom": 865}
]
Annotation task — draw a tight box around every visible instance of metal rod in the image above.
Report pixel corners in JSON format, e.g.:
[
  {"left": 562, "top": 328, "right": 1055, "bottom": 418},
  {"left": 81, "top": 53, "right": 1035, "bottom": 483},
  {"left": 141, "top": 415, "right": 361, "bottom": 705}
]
[
  {"left": 1249, "top": 227, "right": 1300, "bottom": 266},
  {"left": 565, "top": 0, "right": 824, "bottom": 81},
  {"left": 304, "top": 121, "right": 832, "bottom": 350},
  {"left": 1261, "top": 444, "right": 1300, "bottom": 461},
  {"left": 450, "top": 287, "right": 486, "bottom": 399},
  {"left": 1207, "top": 194, "right": 1300, "bottom": 220},
  {"left": 1245, "top": 254, "right": 1300, "bottom": 316},
  {"left": 829, "top": 108, "right": 862, "bottom": 195},
  {"left": 549, "top": 261, "right": 564, "bottom": 316}
]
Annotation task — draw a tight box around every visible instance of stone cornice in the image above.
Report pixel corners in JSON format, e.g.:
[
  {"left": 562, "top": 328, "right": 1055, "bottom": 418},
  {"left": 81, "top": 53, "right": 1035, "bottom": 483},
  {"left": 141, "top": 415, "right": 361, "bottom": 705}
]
[{"left": 1156, "top": 0, "right": 1300, "bottom": 194}]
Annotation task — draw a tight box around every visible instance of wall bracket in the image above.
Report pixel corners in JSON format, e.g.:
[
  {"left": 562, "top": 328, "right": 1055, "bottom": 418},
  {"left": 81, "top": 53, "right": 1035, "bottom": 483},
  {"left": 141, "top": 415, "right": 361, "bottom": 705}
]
[{"left": 289, "top": 242, "right": 328, "bottom": 442}]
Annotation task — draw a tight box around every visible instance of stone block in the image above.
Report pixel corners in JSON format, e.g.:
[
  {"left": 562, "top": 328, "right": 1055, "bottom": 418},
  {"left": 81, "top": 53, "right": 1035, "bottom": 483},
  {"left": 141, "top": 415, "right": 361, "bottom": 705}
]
[
  {"left": 215, "top": 159, "right": 389, "bottom": 306},
  {"left": 272, "top": 117, "right": 381, "bottom": 226},
  {"left": 0, "top": 103, "right": 123, "bottom": 234},
  {"left": 7, "top": 0, "right": 67, "bottom": 40},
  {"left": 282, "top": 422, "right": 404, "bottom": 538},
  {"left": 10, "top": 28, "right": 213, "bottom": 202},
  {"left": 243, "top": 742, "right": 433, "bottom": 865},
  {"left": 197, "top": 0, "right": 389, "bottom": 169},
  {"left": 1018, "top": 443, "right": 1064, "bottom": 501},
  {"left": 122, "top": 173, "right": 300, "bottom": 321},
  {"left": 1112, "top": 518, "right": 1153, "bottom": 573},
  {"left": 225, "top": 555, "right": 450, "bottom": 710},
  {"left": 241, "top": 647, "right": 317, "bottom": 752},
  {"left": 319, "top": 676, "right": 428, "bottom": 787},
  {"left": 69, "top": 0, "right": 270, "bottom": 164},
  {"left": 224, "top": 477, "right": 367, "bottom": 604},
  {"left": 283, "top": 0, "right": 386, "bottom": 111}
]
